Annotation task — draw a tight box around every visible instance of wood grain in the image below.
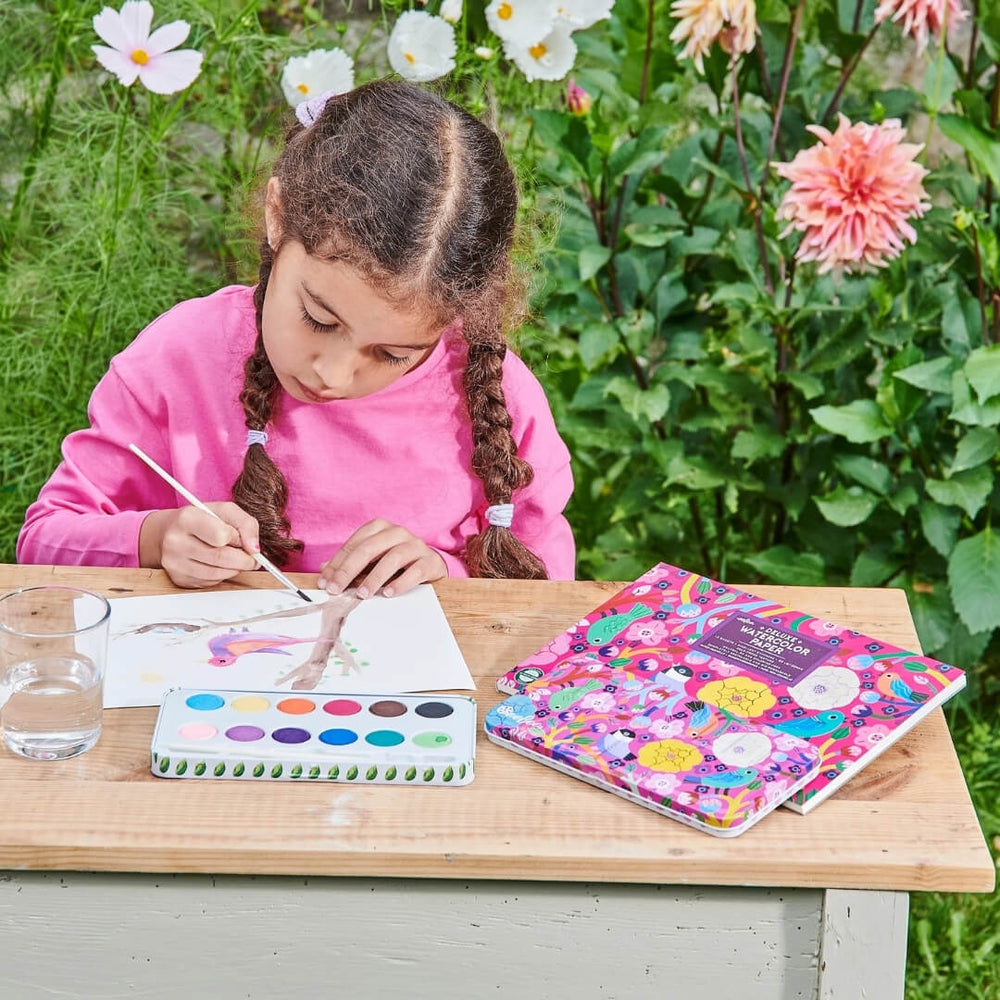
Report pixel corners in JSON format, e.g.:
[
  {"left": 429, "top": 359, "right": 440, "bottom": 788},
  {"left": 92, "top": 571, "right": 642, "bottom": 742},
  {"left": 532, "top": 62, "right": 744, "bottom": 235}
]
[{"left": 0, "top": 564, "right": 993, "bottom": 893}]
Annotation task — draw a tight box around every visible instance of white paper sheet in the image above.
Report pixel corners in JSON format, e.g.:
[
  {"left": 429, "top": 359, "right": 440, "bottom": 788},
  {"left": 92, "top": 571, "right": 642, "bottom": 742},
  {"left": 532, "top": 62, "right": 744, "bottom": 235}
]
[{"left": 104, "top": 585, "right": 475, "bottom": 708}]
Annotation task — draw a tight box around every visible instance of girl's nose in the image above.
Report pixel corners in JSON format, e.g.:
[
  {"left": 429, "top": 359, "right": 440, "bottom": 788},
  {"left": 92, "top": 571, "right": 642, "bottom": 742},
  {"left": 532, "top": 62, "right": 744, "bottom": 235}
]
[{"left": 313, "top": 348, "right": 355, "bottom": 395}]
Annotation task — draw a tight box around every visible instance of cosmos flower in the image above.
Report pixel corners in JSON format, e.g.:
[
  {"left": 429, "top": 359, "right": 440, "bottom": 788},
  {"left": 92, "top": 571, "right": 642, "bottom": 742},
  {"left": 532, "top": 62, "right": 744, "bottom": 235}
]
[
  {"left": 486, "top": 0, "right": 558, "bottom": 48},
  {"left": 669, "top": 0, "right": 757, "bottom": 73},
  {"left": 280, "top": 48, "right": 354, "bottom": 107},
  {"left": 91, "top": 1, "right": 203, "bottom": 94},
  {"left": 555, "top": 0, "right": 615, "bottom": 30},
  {"left": 775, "top": 115, "right": 931, "bottom": 274},
  {"left": 387, "top": 11, "right": 457, "bottom": 82},
  {"left": 440, "top": 0, "right": 463, "bottom": 23},
  {"left": 504, "top": 23, "right": 577, "bottom": 81},
  {"left": 874, "top": 0, "right": 968, "bottom": 55}
]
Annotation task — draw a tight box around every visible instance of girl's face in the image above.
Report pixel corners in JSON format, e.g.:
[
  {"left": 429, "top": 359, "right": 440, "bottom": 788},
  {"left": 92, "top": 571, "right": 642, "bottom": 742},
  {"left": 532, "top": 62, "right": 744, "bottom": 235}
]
[{"left": 261, "top": 240, "right": 443, "bottom": 403}]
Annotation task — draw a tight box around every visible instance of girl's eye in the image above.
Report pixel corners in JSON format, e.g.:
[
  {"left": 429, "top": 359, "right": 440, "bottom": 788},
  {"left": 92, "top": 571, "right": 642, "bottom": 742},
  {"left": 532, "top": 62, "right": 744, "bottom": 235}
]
[
  {"left": 378, "top": 350, "right": 412, "bottom": 367},
  {"left": 300, "top": 307, "right": 338, "bottom": 333}
]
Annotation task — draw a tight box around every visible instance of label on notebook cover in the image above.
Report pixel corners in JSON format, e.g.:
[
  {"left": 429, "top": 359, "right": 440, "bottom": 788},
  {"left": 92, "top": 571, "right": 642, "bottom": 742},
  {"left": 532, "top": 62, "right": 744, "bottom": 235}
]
[{"left": 497, "top": 563, "right": 966, "bottom": 813}]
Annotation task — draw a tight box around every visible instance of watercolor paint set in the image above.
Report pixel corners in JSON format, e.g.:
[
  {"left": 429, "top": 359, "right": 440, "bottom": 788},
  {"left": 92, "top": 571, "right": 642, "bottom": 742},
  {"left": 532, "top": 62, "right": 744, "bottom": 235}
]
[{"left": 150, "top": 689, "right": 476, "bottom": 785}]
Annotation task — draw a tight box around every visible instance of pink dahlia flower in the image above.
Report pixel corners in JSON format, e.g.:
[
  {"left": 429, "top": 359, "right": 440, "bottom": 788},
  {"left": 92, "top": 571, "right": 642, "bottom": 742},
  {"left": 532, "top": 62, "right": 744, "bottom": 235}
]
[
  {"left": 775, "top": 115, "right": 930, "bottom": 274},
  {"left": 874, "top": 0, "right": 968, "bottom": 55},
  {"left": 669, "top": 0, "right": 756, "bottom": 73}
]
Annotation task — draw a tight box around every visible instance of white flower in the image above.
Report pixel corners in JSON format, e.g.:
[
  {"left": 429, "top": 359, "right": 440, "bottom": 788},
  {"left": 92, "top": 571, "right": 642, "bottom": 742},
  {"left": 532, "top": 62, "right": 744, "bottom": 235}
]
[
  {"left": 475, "top": 45, "right": 495, "bottom": 59},
  {"left": 440, "top": 0, "right": 463, "bottom": 23},
  {"left": 504, "top": 22, "right": 577, "bottom": 81},
  {"left": 91, "top": 1, "right": 203, "bottom": 94},
  {"left": 713, "top": 730, "right": 773, "bottom": 767},
  {"left": 555, "top": 0, "right": 615, "bottom": 30},
  {"left": 280, "top": 48, "right": 354, "bottom": 107},
  {"left": 486, "top": 0, "right": 558, "bottom": 48},
  {"left": 788, "top": 666, "right": 860, "bottom": 710},
  {"left": 387, "top": 11, "right": 457, "bottom": 82}
]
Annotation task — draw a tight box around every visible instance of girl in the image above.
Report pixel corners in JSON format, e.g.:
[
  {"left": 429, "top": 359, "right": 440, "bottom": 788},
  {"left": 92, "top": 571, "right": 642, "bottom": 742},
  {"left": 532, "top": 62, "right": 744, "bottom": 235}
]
[{"left": 17, "top": 80, "right": 574, "bottom": 598}]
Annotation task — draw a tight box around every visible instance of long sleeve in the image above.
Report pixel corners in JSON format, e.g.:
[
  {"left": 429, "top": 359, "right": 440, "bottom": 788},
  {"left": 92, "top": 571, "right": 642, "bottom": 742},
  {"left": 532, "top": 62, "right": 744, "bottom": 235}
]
[{"left": 17, "top": 366, "right": 178, "bottom": 567}]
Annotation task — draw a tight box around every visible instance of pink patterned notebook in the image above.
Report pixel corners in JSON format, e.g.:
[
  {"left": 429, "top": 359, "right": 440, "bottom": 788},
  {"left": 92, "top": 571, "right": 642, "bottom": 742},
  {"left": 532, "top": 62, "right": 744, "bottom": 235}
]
[
  {"left": 485, "top": 670, "right": 822, "bottom": 836},
  {"left": 496, "top": 563, "right": 966, "bottom": 814}
]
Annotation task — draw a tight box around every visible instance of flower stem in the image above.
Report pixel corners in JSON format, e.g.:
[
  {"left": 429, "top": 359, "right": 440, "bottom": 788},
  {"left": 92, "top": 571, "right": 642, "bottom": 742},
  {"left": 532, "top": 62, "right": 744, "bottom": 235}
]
[
  {"left": 760, "top": 2, "right": 805, "bottom": 214},
  {"left": 821, "top": 24, "right": 879, "bottom": 125},
  {"left": 732, "top": 68, "right": 774, "bottom": 296}
]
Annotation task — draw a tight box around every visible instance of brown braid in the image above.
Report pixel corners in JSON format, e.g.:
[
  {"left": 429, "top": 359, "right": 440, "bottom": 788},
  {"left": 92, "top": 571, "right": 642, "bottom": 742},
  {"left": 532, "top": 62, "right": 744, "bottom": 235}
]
[
  {"left": 463, "top": 336, "right": 546, "bottom": 579},
  {"left": 231, "top": 240, "right": 304, "bottom": 565},
  {"left": 235, "top": 80, "right": 552, "bottom": 578}
]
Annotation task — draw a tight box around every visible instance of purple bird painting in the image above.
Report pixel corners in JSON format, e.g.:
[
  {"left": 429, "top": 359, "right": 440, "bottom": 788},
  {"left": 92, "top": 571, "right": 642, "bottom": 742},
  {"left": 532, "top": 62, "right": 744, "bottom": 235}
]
[{"left": 208, "top": 628, "right": 316, "bottom": 667}]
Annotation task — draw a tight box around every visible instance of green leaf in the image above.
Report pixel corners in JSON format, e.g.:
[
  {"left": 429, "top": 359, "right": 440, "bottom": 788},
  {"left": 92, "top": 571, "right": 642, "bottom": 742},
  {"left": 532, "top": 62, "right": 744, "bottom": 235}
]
[
  {"left": 531, "top": 109, "right": 594, "bottom": 177},
  {"left": 923, "top": 49, "right": 960, "bottom": 112},
  {"left": 834, "top": 454, "right": 892, "bottom": 495},
  {"left": 964, "top": 345, "right": 1000, "bottom": 403},
  {"left": 606, "top": 377, "right": 671, "bottom": 424},
  {"left": 909, "top": 587, "right": 955, "bottom": 653},
  {"left": 949, "top": 370, "right": 1000, "bottom": 426},
  {"left": 925, "top": 467, "right": 994, "bottom": 519},
  {"left": 929, "top": 618, "right": 992, "bottom": 667},
  {"left": 653, "top": 273, "right": 686, "bottom": 321},
  {"left": 893, "top": 356, "right": 958, "bottom": 393},
  {"left": 951, "top": 427, "right": 999, "bottom": 474},
  {"left": 814, "top": 486, "right": 880, "bottom": 527},
  {"left": 743, "top": 546, "right": 826, "bottom": 586},
  {"left": 578, "top": 323, "right": 620, "bottom": 369},
  {"left": 850, "top": 549, "right": 903, "bottom": 587},
  {"left": 810, "top": 400, "right": 893, "bottom": 443},
  {"left": 624, "top": 223, "right": 670, "bottom": 248},
  {"left": 888, "top": 484, "right": 919, "bottom": 515},
  {"left": 732, "top": 427, "right": 786, "bottom": 463},
  {"left": 919, "top": 501, "right": 962, "bottom": 557},
  {"left": 579, "top": 244, "right": 611, "bottom": 281},
  {"left": 936, "top": 115, "right": 1000, "bottom": 189},
  {"left": 837, "top": 0, "right": 876, "bottom": 32},
  {"left": 663, "top": 453, "right": 725, "bottom": 490},
  {"left": 781, "top": 372, "right": 825, "bottom": 400},
  {"left": 948, "top": 527, "right": 1000, "bottom": 633}
]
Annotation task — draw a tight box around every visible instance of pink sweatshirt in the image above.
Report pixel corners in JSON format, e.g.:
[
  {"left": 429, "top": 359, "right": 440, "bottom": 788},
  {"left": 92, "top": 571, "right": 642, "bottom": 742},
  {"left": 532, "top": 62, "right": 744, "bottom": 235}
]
[{"left": 18, "top": 286, "right": 575, "bottom": 579}]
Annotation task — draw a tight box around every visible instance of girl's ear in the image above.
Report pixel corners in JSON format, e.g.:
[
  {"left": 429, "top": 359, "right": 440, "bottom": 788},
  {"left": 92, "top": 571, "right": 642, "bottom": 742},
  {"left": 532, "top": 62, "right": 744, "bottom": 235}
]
[{"left": 264, "top": 177, "right": 282, "bottom": 246}]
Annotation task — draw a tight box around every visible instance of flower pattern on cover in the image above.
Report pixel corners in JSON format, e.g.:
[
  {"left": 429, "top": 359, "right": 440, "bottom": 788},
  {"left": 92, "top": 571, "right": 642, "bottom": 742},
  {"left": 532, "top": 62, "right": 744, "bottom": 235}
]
[{"left": 495, "top": 563, "right": 965, "bottom": 811}]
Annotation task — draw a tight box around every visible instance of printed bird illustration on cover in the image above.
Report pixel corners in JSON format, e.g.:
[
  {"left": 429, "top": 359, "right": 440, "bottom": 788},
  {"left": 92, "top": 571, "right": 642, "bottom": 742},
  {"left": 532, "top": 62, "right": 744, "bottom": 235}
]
[{"left": 499, "top": 563, "right": 965, "bottom": 811}]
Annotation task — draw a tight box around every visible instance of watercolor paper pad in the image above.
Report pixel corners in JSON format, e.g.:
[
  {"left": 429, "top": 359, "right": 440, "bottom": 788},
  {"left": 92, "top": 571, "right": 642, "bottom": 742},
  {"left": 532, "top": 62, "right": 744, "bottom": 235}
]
[{"left": 106, "top": 585, "right": 475, "bottom": 708}]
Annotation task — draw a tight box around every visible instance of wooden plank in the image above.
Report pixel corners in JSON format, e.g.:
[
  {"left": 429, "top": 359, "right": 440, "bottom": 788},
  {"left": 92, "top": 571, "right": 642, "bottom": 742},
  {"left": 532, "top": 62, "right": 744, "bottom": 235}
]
[
  {"left": 0, "top": 565, "right": 993, "bottom": 893},
  {"left": 819, "top": 889, "right": 909, "bottom": 1000},
  {"left": 0, "top": 872, "right": 825, "bottom": 1000}
]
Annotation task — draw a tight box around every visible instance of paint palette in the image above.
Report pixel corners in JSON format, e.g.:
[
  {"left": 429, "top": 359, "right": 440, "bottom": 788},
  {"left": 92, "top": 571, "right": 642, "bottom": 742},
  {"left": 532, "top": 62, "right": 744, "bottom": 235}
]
[{"left": 150, "top": 689, "right": 476, "bottom": 785}]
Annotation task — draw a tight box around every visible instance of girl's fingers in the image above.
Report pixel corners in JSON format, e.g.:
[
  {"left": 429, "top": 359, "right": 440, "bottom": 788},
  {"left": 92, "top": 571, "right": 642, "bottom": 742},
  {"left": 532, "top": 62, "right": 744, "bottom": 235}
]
[
  {"left": 355, "top": 541, "right": 425, "bottom": 598},
  {"left": 379, "top": 561, "right": 429, "bottom": 598},
  {"left": 320, "top": 521, "right": 403, "bottom": 593}
]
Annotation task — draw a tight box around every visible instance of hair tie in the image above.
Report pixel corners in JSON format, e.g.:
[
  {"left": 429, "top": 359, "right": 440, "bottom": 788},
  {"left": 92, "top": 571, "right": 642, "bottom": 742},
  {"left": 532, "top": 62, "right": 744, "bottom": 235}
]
[
  {"left": 485, "top": 503, "right": 514, "bottom": 528},
  {"left": 246, "top": 429, "right": 268, "bottom": 448},
  {"left": 295, "top": 90, "right": 337, "bottom": 128}
]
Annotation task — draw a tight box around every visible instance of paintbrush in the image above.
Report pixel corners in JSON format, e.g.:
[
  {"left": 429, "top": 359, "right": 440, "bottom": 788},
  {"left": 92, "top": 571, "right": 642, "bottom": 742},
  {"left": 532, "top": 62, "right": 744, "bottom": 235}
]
[{"left": 128, "top": 442, "right": 313, "bottom": 604}]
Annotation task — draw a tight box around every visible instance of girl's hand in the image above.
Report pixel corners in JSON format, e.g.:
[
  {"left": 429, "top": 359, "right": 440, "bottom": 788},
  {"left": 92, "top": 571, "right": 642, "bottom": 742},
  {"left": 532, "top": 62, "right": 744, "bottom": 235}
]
[
  {"left": 318, "top": 519, "right": 447, "bottom": 598},
  {"left": 139, "top": 503, "right": 260, "bottom": 589}
]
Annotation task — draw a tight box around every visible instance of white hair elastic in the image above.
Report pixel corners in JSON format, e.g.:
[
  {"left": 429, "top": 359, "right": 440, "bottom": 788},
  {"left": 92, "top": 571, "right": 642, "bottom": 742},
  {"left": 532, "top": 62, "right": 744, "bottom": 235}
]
[
  {"left": 485, "top": 503, "right": 514, "bottom": 528},
  {"left": 246, "top": 429, "right": 268, "bottom": 448}
]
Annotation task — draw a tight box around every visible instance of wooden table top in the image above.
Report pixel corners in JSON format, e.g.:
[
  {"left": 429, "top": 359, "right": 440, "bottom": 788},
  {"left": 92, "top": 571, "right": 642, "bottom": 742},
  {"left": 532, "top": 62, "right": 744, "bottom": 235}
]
[{"left": 0, "top": 564, "right": 993, "bottom": 893}]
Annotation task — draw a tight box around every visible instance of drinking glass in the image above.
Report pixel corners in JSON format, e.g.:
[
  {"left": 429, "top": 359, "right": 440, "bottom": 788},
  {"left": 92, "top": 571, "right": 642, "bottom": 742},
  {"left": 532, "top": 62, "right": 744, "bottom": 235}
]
[{"left": 0, "top": 586, "right": 111, "bottom": 760}]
